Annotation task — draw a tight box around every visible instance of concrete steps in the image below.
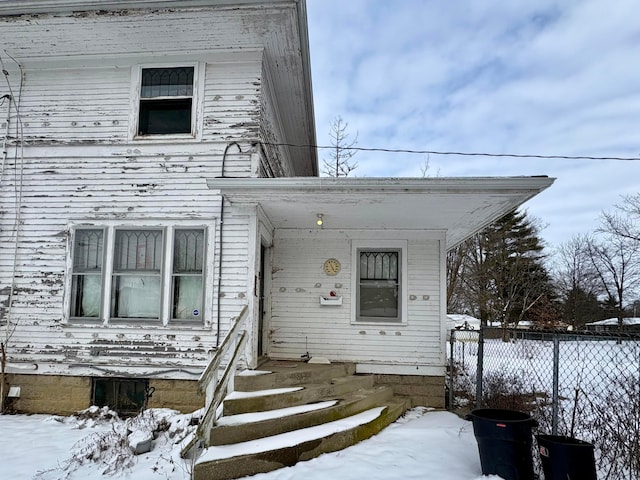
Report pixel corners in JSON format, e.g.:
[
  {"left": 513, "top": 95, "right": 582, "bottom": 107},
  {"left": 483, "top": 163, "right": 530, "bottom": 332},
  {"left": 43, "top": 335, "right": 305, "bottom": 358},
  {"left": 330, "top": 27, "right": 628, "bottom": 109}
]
[{"left": 193, "top": 360, "right": 409, "bottom": 480}]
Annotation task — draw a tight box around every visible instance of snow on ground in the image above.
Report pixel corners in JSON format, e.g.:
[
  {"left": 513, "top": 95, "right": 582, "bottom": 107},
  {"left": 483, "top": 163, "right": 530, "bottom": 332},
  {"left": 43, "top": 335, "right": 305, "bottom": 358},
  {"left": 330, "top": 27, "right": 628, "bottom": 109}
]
[{"left": 0, "top": 407, "right": 499, "bottom": 480}]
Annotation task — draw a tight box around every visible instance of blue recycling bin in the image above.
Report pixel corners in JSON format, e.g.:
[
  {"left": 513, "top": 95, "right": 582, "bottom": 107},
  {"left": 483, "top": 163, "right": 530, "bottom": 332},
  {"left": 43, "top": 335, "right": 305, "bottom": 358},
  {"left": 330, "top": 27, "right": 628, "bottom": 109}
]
[
  {"left": 468, "top": 408, "right": 535, "bottom": 480},
  {"left": 536, "top": 434, "right": 596, "bottom": 480}
]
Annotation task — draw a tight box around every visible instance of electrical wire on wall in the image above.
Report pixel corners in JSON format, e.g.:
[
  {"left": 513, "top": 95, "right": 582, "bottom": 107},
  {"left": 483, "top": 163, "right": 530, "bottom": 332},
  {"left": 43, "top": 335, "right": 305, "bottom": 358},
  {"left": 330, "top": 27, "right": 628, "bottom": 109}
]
[{"left": 0, "top": 50, "right": 26, "bottom": 344}]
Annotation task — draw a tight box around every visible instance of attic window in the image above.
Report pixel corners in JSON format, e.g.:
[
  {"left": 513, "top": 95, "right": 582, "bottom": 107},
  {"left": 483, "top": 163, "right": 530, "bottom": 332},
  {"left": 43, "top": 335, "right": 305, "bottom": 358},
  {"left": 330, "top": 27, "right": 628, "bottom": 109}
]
[{"left": 138, "top": 66, "right": 194, "bottom": 136}]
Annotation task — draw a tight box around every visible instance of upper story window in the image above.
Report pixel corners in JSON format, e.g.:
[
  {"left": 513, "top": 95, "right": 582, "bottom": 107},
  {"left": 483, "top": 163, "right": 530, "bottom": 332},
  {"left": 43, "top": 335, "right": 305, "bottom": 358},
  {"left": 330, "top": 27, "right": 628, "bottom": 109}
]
[
  {"left": 69, "top": 225, "right": 208, "bottom": 325},
  {"left": 137, "top": 66, "right": 195, "bottom": 136}
]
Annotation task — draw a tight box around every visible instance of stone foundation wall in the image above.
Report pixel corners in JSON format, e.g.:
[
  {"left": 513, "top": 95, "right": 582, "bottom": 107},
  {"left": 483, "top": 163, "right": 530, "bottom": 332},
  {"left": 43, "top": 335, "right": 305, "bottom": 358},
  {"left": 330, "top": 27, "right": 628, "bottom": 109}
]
[
  {"left": 5, "top": 374, "right": 204, "bottom": 415},
  {"left": 147, "top": 378, "right": 204, "bottom": 413},
  {"left": 5, "top": 374, "right": 91, "bottom": 415},
  {"left": 373, "top": 374, "right": 445, "bottom": 409}
]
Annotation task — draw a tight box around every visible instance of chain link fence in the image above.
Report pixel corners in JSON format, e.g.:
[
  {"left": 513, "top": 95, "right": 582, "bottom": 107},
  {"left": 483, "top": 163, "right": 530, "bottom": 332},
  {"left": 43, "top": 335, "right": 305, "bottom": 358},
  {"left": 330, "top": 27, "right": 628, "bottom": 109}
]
[{"left": 447, "top": 327, "right": 640, "bottom": 479}]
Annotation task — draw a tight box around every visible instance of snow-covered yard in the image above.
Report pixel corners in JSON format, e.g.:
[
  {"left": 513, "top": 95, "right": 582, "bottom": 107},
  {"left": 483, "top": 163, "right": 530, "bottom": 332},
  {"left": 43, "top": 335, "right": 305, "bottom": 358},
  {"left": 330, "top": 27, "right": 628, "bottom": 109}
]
[{"left": 0, "top": 407, "right": 499, "bottom": 480}]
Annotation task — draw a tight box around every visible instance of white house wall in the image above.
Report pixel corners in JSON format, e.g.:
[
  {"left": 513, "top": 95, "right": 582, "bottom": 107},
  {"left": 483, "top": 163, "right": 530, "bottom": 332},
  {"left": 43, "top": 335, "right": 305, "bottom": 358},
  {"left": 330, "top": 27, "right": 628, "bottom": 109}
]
[
  {"left": 268, "top": 229, "right": 445, "bottom": 375},
  {"left": 0, "top": 35, "right": 288, "bottom": 377}
]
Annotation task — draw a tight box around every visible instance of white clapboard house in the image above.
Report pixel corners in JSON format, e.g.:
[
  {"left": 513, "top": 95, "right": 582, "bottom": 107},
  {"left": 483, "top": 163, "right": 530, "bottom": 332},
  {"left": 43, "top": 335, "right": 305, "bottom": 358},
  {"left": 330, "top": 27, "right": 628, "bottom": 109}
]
[{"left": 0, "top": 0, "right": 553, "bottom": 422}]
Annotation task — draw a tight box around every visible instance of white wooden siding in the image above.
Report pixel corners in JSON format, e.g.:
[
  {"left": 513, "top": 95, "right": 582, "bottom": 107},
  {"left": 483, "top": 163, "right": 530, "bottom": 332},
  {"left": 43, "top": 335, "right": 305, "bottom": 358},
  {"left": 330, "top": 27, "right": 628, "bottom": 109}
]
[
  {"left": 0, "top": 41, "right": 286, "bottom": 378},
  {"left": 268, "top": 229, "right": 444, "bottom": 369}
]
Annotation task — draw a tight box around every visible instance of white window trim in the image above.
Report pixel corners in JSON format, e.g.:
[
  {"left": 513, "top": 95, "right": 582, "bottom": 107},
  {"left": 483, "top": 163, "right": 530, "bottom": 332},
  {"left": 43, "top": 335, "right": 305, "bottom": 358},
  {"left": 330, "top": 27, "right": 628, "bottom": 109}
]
[
  {"left": 129, "top": 62, "right": 204, "bottom": 142},
  {"left": 65, "top": 221, "right": 214, "bottom": 327},
  {"left": 350, "top": 240, "right": 408, "bottom": 325}
]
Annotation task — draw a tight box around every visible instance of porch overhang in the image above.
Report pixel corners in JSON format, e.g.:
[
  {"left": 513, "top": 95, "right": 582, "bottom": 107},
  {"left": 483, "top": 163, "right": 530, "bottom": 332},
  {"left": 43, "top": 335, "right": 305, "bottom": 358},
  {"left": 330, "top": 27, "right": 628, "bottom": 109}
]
[{"left": 207, "top": 176, "right": 554, "bottom": 249}]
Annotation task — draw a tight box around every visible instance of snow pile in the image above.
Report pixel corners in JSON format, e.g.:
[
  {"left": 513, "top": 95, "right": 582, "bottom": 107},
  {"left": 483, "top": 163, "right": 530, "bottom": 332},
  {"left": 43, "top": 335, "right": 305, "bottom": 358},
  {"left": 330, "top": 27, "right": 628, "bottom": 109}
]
[{"left": 33, "top": 408, "right": 198, "bottom": 479}]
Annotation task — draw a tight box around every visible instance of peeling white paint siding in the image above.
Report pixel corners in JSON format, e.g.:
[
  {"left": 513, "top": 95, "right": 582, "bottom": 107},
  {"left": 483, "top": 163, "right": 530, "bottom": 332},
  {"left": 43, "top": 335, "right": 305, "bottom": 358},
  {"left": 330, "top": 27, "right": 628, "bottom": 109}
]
[
  {"left": 0, "top": 6, "right": 294, "bottom": 376},
  {"left": 268, "top": 229, "right": 444, "bottom": 371}
]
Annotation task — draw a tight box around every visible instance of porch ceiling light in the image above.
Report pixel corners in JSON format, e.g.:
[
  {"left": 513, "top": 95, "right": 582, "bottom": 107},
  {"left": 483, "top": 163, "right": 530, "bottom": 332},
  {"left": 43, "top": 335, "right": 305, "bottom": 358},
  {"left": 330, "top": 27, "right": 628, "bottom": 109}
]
[{"left": 316, "top": 213, "right": 324, "bottom": 227}]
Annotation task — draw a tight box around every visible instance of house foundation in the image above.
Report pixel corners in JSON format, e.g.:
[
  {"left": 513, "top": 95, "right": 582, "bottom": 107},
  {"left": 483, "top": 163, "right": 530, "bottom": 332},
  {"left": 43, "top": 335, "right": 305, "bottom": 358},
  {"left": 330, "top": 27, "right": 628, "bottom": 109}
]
[
  {"left": 373, "top": 374, "right": 445, "bottom": 409},
  {"left": 5, "top": 374, "right": 203, "bottom": 415}
]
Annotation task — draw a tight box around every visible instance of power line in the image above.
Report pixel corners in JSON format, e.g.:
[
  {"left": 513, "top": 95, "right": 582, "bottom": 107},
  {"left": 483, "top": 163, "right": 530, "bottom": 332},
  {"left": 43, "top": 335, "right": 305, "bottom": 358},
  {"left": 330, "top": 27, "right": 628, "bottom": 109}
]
[{"left": 262, "top": 142, "right": 640, "bottom": 162}]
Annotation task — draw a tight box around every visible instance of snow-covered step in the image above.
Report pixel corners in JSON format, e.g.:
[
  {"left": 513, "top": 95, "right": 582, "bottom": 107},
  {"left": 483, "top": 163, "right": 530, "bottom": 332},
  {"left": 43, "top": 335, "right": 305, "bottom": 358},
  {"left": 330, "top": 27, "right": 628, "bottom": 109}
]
[
  {"left": 194, "top": 401, "right": 409, "bottom": 480},
  {"left": 234, "top": 362, "right": 355, "bottom": 391},
  {"left": 222, "top": 374, "right": 375, "bottom": 415},
  {"left": 210, "top": 386, "right": 394, "bottom": 445}
]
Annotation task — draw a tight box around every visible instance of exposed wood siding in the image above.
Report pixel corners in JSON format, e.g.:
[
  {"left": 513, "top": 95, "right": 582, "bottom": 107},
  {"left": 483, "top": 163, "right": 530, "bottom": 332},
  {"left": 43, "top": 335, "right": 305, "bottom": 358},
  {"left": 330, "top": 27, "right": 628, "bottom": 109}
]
[
  {"left": 0, "top": 49, "right": 283, "bottom": 378},
  {"left": 0, "top": 2, "right": 316, "bottom": 175},
  {"left": 268, "top": 230, "right": 444, "bottom": 367}
]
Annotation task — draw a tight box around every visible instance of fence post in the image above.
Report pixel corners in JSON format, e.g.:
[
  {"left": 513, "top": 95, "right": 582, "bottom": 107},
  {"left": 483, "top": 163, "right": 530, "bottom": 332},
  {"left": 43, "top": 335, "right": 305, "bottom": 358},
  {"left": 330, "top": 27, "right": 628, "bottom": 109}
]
[
  {"left": 448, "top": 329, "right": 455, "bottom": 409},
  {"left": 552, "top": 334, "right": 560, "bottom": 435},
  {"left": 476, "top": 326, "right": 484, "bottom": 409}
]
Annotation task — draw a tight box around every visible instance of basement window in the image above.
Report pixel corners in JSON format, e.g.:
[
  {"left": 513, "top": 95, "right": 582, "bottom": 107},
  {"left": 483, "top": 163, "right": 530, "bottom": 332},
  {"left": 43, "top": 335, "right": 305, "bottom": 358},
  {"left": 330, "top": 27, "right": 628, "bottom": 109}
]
[
  {"left": 92, "top": 378, "right": 148, "bottom": 416},
  {"left": 137, "top": 66, "right": 195, "bottom": 136},
  {"left": 69, "top": 225, "right": 208, "bottom": 324}
]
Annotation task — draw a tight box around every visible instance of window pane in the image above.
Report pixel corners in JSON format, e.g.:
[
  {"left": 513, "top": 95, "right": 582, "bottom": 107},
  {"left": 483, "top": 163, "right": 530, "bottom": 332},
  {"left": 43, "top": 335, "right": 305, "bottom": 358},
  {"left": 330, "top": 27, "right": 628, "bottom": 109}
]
[
  {"left": 73, "top": 229, "right": 103, "bottom": 271},
  {"left": 172, "top": 276, "right": 203, "bottom": 320},
  {"left": 111, "top": 275, "right": 161, "bottom": 319},
  {"left": 360, "top": 251, "right": 398, "bottom": 280},
  {"left": 139, "top": 98, "right": 192, "bottom": 135},
  {"left": 359, "top": 280, "right": 398, "bottom": 318},
  {"left": 172, "top": 228, "right": 204, "bottom": 321},
  {"left": 71, "top": 274, "right": 102, "bottom": 318},
  {"left": 173, "top": 229, "right": 204, "bottom": 273},
  {"left": 141, "top": 67, "right": 194, "bottom": 98},
  {"left": 113, "top": 230, "right": 163, "bottom": 272},
  {"left": 71, "top": 229, "right": 103, "bottom": 318},
  {"left": 112, "top": 229, "right": 162, "bottom": 320}
]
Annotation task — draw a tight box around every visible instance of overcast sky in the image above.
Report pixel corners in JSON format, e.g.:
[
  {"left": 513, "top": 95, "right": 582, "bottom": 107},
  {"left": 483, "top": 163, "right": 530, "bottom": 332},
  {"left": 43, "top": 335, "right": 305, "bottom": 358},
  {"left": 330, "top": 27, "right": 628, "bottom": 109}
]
[{"left": 306, "top": 0, "right": 640, "bottom": 250}]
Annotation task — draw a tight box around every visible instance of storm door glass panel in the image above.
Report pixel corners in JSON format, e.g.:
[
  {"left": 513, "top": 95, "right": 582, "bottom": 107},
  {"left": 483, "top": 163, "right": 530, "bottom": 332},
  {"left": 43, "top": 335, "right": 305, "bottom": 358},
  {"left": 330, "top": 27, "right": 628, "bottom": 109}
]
[
  {"left": 172, "top": 228, "right": 205, "bottom": 321},
  {"left": 71, "top": 228, "right": 104, "bottom": 318},
  {"left": 111, "top": 229, "right": 163, "bottom": 320},
  {"left": 358, "top": 250, "right": 400, "bottom": 320},
  {"left": 139, "top": 67, "right": 194, "bottom": 135}
]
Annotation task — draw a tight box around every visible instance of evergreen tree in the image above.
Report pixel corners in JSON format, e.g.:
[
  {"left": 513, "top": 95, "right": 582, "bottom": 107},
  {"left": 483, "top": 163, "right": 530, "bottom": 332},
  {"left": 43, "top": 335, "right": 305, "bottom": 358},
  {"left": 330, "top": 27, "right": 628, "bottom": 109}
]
[{"left": 448, "top": 210, "right": 556, "bottom": 333}]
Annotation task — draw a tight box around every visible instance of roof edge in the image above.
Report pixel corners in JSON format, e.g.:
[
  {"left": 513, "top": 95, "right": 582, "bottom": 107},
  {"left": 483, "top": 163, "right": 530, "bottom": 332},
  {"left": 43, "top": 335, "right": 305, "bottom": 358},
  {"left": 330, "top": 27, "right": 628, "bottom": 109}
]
[
  {"left": 207, "top": 176, "right": 555, "bottom": 192},
  {"left": 0, "top": 0, "right": 281, "bottom": 15}
]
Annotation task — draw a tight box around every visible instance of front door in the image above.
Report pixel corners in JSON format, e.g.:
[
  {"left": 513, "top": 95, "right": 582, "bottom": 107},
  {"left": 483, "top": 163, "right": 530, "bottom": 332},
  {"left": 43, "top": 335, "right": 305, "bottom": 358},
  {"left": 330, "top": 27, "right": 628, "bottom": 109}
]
[{"left": 257, "top": 243, "right": 267, "bottom": 358}]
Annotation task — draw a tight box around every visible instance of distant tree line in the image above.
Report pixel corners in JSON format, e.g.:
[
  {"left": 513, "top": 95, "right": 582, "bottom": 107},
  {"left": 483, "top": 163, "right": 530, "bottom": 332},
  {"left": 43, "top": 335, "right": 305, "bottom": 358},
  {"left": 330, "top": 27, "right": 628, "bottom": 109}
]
[{"left": 447, "top": 194, "right": 640, "bottom": 332}]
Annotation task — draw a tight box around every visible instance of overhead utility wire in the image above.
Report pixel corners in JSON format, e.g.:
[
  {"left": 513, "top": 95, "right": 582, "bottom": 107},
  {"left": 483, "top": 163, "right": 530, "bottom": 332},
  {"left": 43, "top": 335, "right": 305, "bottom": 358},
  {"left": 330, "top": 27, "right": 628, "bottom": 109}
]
[{"left": 263, "top": 142, "right": 640, "bottom": 162}]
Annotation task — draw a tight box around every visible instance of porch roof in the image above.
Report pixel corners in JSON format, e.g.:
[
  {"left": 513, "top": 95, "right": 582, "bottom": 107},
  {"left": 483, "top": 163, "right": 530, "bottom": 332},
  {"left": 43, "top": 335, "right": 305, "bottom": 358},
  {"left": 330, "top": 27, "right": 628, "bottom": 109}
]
[{"left": 207, "top": 176, "right": 555, "bottom": 249}]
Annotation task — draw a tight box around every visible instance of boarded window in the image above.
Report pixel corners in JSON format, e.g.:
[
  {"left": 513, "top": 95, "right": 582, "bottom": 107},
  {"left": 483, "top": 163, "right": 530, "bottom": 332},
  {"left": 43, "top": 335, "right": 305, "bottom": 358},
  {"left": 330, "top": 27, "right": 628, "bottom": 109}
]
[{"left": 138, "top": 67, "right": 194, "bottom": 135}]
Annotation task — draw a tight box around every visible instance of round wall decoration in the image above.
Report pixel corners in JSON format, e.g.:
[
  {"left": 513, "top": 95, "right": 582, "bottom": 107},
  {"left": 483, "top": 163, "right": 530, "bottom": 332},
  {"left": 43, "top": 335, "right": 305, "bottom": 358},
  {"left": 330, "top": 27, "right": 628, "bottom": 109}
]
[{"left": 323, "top": 258, "right": 341, "bottom": 276}]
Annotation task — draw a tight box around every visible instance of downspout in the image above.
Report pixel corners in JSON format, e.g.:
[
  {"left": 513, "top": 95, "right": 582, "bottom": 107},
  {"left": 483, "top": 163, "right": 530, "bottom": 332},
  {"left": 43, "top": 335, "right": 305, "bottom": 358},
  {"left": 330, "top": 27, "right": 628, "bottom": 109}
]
[{"left": 216, "top": 142, "right": 241, "bottom": 347}]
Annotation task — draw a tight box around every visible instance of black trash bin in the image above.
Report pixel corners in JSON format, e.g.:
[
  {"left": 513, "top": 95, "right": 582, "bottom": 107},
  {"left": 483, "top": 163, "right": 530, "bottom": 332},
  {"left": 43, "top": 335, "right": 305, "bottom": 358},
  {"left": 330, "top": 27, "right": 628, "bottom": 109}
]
[
  {"left": 536, "top": 434, "right": 596, "bottom": 480},
  {"left": 468, "top": 408, "right": 535, "bottom": 480}
]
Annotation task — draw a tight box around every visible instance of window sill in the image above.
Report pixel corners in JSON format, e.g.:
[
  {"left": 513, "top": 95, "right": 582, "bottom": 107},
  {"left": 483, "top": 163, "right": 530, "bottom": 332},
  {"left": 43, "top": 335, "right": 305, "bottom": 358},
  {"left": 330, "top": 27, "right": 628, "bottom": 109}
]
[
  {"left": 132, "top": 133, "right": 197, "bottom": 143},
  {"left": 351, "top": 320, "right": 407, "bottom": 327},
  {"left": 64, "top": 320, "right": 208, "bottom": 330}
]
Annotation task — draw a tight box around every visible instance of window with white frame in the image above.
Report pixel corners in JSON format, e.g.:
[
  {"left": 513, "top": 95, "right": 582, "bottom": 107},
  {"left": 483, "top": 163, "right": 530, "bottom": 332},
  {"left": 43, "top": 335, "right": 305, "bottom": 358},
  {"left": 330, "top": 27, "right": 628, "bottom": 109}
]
[
  {"left": 70, "top": 226, "right": 206, "bottom": 324},
  {"left": 137, "top": 66, "right": 195, "bottom": 136},
  {"left": 352, "top": 242, "right": 407, "bottom": 323}
]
